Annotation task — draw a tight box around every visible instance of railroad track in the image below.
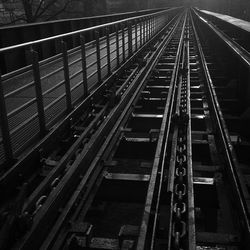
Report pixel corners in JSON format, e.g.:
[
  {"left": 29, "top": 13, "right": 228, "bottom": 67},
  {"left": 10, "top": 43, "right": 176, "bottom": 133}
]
[
  {"left": 1, "top": 9, "right": 250, "bottom": 250},
  {"left": 0, "top": 11, "right": 182, "bottom": 250},
  {"left": 191, "top": 10, "right": 250, "bottom": 248}
]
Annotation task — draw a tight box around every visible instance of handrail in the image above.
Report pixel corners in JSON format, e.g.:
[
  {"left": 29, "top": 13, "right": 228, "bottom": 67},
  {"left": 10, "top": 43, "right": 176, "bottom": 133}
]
[
  {"left": 0, "top": 8, "right": 165, "bottom": 30},
  {"left": 0, "top": 7, "right": 182, "bottom": 54}
]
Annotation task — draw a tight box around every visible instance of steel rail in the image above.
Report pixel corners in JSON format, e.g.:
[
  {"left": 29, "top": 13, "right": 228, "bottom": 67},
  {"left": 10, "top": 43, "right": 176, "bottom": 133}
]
[
  {"left": 185, "top": 18, "right": 196, "bottom": 249},
  {"left": 15, "top": 16, "right": 183, "bottom": 249},
  {"left": 0, "top": 53, "right": 137, "bottom": 250},
  {"left": 154, "top": 16, "right": 195, "bottom": 249},
  {"left": 191, "top": 12, "right": 250, "bottom": 246},
  {"left": 38, "top": 14, "right": 186, "bottom": 250},
  {"left": 0, "top": 15, "right": 182, "bottom": 249},
  {"left": 136, "top": 12, "right": 186, "bottom": 250},
  {"left": 21, "top": 65, "right": 139, "bottom": 215},
  {"left": 151, "top": 17, "right": 187, "bottom": 248}
]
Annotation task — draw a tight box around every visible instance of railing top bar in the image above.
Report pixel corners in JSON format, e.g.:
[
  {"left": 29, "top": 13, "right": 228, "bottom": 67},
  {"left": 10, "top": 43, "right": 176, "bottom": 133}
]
[
  {"left": 0, "top": 7, "right": 182, "bottom": 54},
  {"left": 0, "top": 8, "right": 165, "bottom": 30}
]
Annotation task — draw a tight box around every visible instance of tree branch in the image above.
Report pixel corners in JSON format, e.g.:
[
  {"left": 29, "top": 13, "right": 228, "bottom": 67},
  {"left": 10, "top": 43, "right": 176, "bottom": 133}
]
[
  {"left": 1, "top": 0, "right": 81, "bottom": 24},
  {"left": 34, "top": 0, "right": 45, "bottom": 17},
  {"left": 35, "top": 0, "right": 60, "bottom": 18},
  {"left": 45, "top": 0, "right": 73, "bottom": 21}
]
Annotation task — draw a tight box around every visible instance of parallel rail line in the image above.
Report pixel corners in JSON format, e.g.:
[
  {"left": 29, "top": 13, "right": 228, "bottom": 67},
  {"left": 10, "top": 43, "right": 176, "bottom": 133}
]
[{"left": 0, "top": 8, "right": 250, "bottom": 250}]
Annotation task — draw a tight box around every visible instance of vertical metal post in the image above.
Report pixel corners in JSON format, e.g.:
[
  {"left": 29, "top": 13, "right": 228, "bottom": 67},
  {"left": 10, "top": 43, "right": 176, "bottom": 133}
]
[
  {"left": 140, "top": 18, "right": 142, "bottom": 47},
  {"left": 148, "top": 17, "right": 150, "bottom": 39},
  {"left": 31, "top": 47, "right": 47, "bottom": 137},
  {"left": 146, "top": 18, "right": 149, "bottom": 41},
  {"left": 61, "top": 40, "right": 72, "bottom": 112},
  {"left": 149, "top": 17, "right": 151, "bottom": 38},
  {"left": 128, "top": 21, "right": 133, "bottom": 56},
  {"left": 95, "top": 30, "right": 101, "bottom": 83},
  {"left": 0, "top": 72, "right": 13, "bottom": 162},
  {"left": 148, "top": 17, "right": 151, "bottom": 39},
  {"left": 150, "top": 17, "right": 152, "bottom": 38},
  {"left": 80, "top": 34, "right": 88, "bottom": 97},
  {"left": 143, "top": 18, "right": 146, "bottom": 44},
  {"left": 135, "top": 20, "right": 138, "bottom": 51},
  {"left": 122, "top": 23, "right": 125, "bottom": 62},
  {"left": 115, "top": 24, "right": 120, "bottom": 67},
  {"left": 106, "top": 27, "right": 111, "bottom": 76},
  {"left": 152, "top": 17, "right": 154, "bottom": 35}
]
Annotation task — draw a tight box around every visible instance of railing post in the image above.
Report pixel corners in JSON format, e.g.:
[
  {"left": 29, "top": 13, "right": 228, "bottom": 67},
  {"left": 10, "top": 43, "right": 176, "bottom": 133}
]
[
  {"left": 95, "top": 30, "right": 101, "bottom": 83},
  {"left": 146, "top": 17, "right": 149, "bottom": 41},
  {"left": 148, "top": 17, "right": 151, "bottom": 39},
  {"left": 61, "top": 40, "right": 72, "bottom": 112},
  {"left": 31, "top": 47, "right": 47, "bottom": 137},
  {"left": 122, "top": 23, "right": 125, "bottom": 62},
  {"left": 106, "top": 27, "right": 111, "bottom": 76},
  {"left": 148, "top": 17, "right": 150, "bottom": 39},
  {"left": 152, "top": 17, "right": 154, "bottom": 35},
  {"left": 150, "top": 17, "right": 152, "bottom": 38},
  {"left": 128, "top": 21, "right": 133, "bottom": 56},
  {"left": 0, "top": 72, "right": 13, "bottom": 162},
  {"left": 115, "top": 24, "right": 120, "bottom": 67},
  {"left": 80, "top": 34, "right": 88, "bottom": 97},
  {"left": 135, "top": 20, "right": 138, "bottom": 51},
  {"left": 140, "top": 18, "right": 143, "bottom": 47},
  {"left": 143, "top": 18, "right": 146, "bottom": 44}
]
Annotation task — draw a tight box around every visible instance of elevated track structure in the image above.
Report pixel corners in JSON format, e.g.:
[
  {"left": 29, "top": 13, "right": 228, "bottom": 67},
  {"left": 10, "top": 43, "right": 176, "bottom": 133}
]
[{"left": 0, "top": 7, "right": 250, "bottom": 250}]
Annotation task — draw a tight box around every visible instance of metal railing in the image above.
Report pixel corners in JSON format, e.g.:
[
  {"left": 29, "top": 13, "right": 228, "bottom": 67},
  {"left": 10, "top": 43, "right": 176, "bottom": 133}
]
[
  {"left": 0, "top": 7, "right": 182, "bottom": 166},
  {"left": 0, "top": 8, "right": 167, "bottom": 74}
]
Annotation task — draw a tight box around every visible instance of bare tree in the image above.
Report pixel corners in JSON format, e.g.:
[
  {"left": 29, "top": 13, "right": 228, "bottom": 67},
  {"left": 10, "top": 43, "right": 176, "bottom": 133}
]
[{"left": 1, "top": 0, "right": 77, "bottom": 25}]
